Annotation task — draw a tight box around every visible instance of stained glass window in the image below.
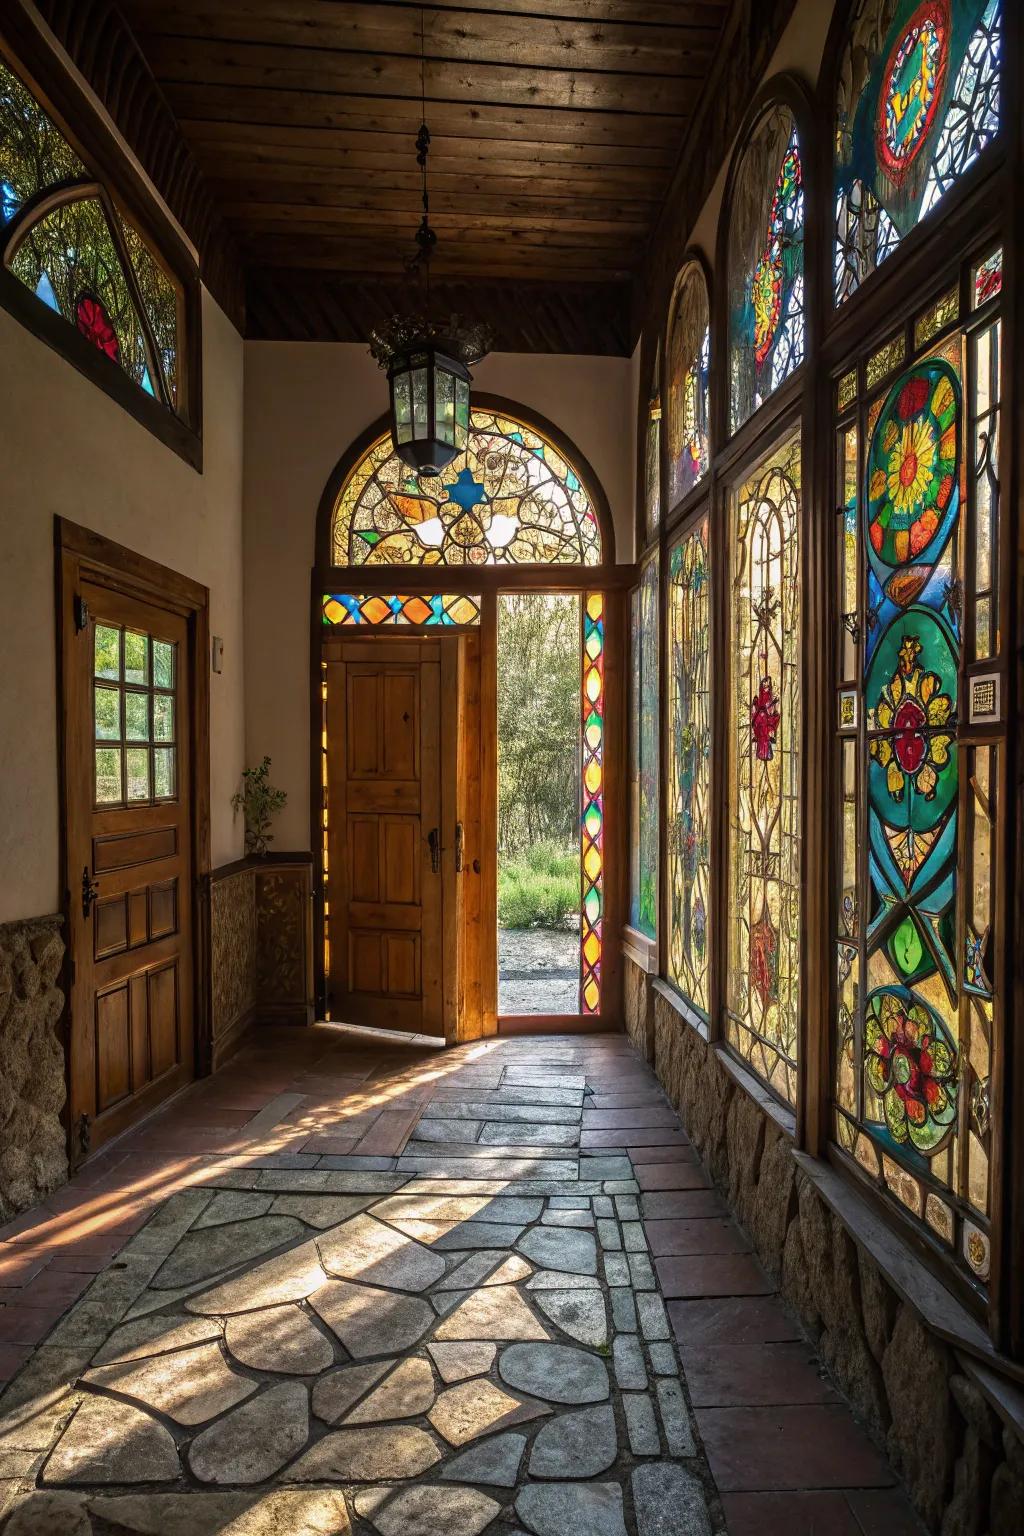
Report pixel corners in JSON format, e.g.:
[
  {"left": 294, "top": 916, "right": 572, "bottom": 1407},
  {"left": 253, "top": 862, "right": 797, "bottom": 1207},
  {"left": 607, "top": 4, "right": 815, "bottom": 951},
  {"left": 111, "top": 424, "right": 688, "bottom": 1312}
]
[
  {"left": 832, "top": 297, "right": 1003, "bottom": 1289},
  {"left": 0, "top": 56, "right": 182, "bottom": 413},
  {"left": 332, "top": 410, "right": 602, "bottom": 567},
  {"left": 727, "top": 430, "right": 802, "bottom": 1106},
  {"left": 667, "top": 265, "right": 710, "bottom": 509},
  {"left": 580, "top": 593, "right": 605, "bottom": 1014},
  {"left": 629, "top": 554, "right": 659, "bottom": 942},
  {"left": 728, "top": 107, "right": 805, "bottom": 433},
  {"left": 323, "top": 594, "right": 481, "bottom": 627},
  {"left": 834, "top": 1, "right": 1002, "bottom": 307},
  {"left": 644, "top": 345, "right": 662, "bottom": 543},
  {"left": 667, "top": 518, "right": 711, "bottom": 1016}
]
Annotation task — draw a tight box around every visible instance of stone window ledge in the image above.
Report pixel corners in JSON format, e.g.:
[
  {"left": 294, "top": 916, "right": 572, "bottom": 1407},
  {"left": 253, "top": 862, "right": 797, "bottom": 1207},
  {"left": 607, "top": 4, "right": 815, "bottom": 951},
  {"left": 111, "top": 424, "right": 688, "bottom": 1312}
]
[
  {"left": 622, "top": 929, "right": 658, "bottom": 973},
  {"left": 793, "top": 1150, "right": 1024, "bottom": 1437},
  {"left": 651, "top": 976, "right": 710, "bottom": 1041}
]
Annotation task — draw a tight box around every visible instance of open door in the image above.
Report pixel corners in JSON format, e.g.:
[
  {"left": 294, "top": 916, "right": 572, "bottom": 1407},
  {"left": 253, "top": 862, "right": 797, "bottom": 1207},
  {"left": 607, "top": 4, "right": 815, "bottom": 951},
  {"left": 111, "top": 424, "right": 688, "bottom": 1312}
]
[{"left": 323, "top": 630, "right": 483, "bottom": 1040}]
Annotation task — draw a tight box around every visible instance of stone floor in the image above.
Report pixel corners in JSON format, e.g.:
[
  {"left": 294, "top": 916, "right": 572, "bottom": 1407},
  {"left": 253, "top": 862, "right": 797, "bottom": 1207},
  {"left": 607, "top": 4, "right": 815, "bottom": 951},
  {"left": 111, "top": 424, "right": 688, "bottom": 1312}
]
[{"left": 0, "top": 1026, "right": 927, "bottom": 1534}]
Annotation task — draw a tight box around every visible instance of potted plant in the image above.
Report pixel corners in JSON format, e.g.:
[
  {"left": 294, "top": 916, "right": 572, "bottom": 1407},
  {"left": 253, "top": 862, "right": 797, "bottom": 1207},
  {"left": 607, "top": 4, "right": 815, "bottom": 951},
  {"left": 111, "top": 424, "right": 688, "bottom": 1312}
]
[{"left": 232, "top": 756, "right": 287, "bottom": 856}]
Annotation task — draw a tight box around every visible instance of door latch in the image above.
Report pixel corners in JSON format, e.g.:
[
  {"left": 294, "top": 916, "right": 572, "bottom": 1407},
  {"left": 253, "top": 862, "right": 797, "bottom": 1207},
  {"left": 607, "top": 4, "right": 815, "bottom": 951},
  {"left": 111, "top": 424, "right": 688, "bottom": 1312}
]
[
  {"left": 454, "top": 821, "right": 465, "bottom": 873},
  {"left": 77, "top": 1113, "right": 91, "bottom": 1156},
  {"left": 81, "top": 866, "right": 100, "bottom": 916},
  {"left": 427, "top": 828, "right": 440, "bottom": 874},
  {"left": 73, "top": 594, "right": 91, "bottom": 633}
]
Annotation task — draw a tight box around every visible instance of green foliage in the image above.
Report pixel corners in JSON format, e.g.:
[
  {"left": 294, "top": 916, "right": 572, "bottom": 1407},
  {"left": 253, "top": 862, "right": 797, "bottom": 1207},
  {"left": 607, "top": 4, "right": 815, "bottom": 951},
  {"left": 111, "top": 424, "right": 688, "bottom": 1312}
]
[
  {"left": 497, "top": 594, "right": 580, "bottom": 858},
  {"left": 232, "top": 756, "right": 287, "bottom": 856},
  {"left": 498, "top": 841, "right": 578, "bottom": 930}
]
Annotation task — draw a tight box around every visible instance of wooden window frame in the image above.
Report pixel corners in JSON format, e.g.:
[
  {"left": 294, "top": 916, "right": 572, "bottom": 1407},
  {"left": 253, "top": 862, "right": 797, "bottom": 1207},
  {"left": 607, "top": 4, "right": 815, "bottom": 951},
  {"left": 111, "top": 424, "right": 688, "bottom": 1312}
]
[{"left": 0, "top": 17, "right": 202, "bottom": 469}]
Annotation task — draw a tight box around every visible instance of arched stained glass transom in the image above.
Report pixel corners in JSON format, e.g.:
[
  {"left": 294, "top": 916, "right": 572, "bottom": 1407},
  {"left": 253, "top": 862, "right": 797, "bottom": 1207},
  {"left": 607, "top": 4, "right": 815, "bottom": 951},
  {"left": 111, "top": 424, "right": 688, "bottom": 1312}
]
[
  {"left": 331, "top": 409, "right": 603, "bottom": 567},
  {"left": 834, "top": 0, "right": 1002, "bottom": 307},
  {"left": 666, "top": 263, "right": 711, "bottom": 510},
  {"left": 727, "top": 104, "right": 806, "bottom": 433}
]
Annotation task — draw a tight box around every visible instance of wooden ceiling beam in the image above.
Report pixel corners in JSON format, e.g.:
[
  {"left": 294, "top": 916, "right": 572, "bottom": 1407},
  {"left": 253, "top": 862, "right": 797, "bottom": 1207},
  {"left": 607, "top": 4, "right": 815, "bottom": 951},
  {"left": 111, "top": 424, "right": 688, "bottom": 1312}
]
[
  {"left": 210, "top": 183, "right": 660, "bottom": 223},
  {"left": 197, "top": 156, "right": 671, "bottom": 199}
]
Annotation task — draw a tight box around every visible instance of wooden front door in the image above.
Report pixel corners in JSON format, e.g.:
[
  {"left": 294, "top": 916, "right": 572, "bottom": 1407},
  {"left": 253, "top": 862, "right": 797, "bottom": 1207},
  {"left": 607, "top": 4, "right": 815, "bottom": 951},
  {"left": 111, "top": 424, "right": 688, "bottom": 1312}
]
[
  {"left": 324, "top": 634, "right": 476, "bottom": 1037},
  {"left": 65, "top": 579, "right": 196, "bottom": 1160}
]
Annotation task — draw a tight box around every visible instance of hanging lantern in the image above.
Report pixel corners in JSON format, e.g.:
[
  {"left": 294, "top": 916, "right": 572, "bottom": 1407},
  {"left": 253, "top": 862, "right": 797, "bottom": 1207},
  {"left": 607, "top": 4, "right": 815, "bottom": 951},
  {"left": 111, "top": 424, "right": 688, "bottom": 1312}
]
[{"left": 367, "top": 35, "right": 490, "bottom": 476}]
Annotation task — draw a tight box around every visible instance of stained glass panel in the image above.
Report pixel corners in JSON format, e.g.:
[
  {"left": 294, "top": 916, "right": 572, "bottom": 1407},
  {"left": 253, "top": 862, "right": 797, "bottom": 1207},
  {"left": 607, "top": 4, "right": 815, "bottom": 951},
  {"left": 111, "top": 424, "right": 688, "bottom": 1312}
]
[
  {"left": 629, "top": 555, "right": 659, "bottom": 942},
  {"left": 580, "top": 593, "right": 605, "bottom": 1015},
  {"left": 0, "top": 57, "right": 85, "bottom": 217},
  {"left": 667, "top": 265, "right": 710, "bottom": 508},
  {"left": 644, "top": 345, "right": 662, "bottom": 541},
  {"left": 667, "top": 519, "right": 711, "bottom": 1016},
  {"left": 728, "top": 107, "right": 805, "bottom": 433},
  {"left": 972, "top": 247, "right": 1002, "bottom": 307},
  {"left": 322, "top": 594, "right": 481, "bottom": 627},
  {"left": 832, "top": 315, "right": 1003, "bottom": 1290},
  {"left": 726, "top": 431, "right": 802, "bottom": 1105},
  {"left": 332, "top": 411, "right": 602, "bottom": 567},
  {"left": 834, "top": 1, "right": 1002, "bottom": 307}
]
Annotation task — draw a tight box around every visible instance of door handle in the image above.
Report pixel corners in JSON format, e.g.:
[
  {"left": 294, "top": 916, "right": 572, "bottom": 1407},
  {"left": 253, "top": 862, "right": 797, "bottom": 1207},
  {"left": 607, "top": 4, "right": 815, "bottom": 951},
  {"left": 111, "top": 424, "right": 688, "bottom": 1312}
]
[
  {"left": 81, "top": 867, "right": 100, "bottom": 917},
  {"left": 427, "top": 828, "right": 440, "bottom": 874},
  {"left": 455, "top": 821, "right": 465, "bottom": 873}
]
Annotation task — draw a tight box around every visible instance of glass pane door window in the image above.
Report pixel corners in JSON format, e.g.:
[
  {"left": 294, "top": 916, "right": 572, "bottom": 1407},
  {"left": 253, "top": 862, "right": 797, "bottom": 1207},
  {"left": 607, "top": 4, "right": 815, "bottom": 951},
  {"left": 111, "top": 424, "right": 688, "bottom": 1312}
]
[{"left": 94, "top": 623, "right": 177, "bottom": 806}]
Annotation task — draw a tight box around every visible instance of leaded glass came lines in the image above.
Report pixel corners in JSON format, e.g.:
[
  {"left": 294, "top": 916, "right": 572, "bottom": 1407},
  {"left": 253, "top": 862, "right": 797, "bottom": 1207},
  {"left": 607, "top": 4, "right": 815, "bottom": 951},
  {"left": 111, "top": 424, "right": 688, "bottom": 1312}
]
[
  {"left": 629, "top": 555, "right": 659, "bottom": 943},
  {"left": 580, "top": 594, "right": 605, "bottom": 1015},
  {"left": 667, "top": 265, "right": 711, "bottom": 509},
  {"left": 332, "top": 411, "right": 602, "bottom": 568},
  {"left": 834, "top": 0, "right": 1002, "bottom": 307},
  {"left": 726, "top": 432, "right": 802, "bottom": 1107},
  {"left": 323, "top": 594, "right": 481, "bottom": 627},
  {"left": 668, "top": 519, "right": 711, "bottom": 1017}
]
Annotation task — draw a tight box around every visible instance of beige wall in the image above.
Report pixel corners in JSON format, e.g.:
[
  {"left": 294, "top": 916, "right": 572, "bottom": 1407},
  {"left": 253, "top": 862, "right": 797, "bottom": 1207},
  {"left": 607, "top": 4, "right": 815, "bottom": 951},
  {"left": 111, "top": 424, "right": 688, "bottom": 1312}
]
[
  {"left": 0, "top": 287, "right": 245, "bottom": 923},
  {"left": 242, "top": 343, "right": 635, "bottom": 852}
]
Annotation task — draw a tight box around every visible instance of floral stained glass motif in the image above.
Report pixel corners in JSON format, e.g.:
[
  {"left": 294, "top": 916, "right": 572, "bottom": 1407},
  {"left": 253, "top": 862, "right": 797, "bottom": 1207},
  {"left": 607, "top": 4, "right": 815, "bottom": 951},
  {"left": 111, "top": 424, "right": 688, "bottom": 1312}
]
[
  {"left": 322, "top": 594, "right": 481, "bottom": 627},
  {"left": 0, "top": 57, "right": 182, "bottom": 412},
  {"left": 833, "top": 322, "right": 1003, "bottom": 1288},
  {"left": 667, "top": 265, "right": 710, "bottom": 508},
  {"left": 729, "top": 109, "right": 805, "bottom": 433},
  {"left": 727, "top": 431, "right": 802, "bottom": 1105},
  {"left": 332, "top": 411, "right": 602, "bottom": 568},
  {"left": 834, "top": 1, "right": 1002, "bottom": 307},
  {"left": 667, "top": 519, "right": 711, "bottom": 1016},
  {"left": 580, "top": 594, "right": 605, "bottom": 1015},
  {"left": 629, "top": 555, "right": 659, "bottom": 942}
]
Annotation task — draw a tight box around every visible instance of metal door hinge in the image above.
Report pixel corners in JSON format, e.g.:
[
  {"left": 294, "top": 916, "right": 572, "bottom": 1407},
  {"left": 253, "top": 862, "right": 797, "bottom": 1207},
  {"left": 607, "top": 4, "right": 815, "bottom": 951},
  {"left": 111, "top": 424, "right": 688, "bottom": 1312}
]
[
  {"left": 454, "top": 821, "right": 465, "bottom": 873},
  {"left": 77, "top": 1113, "right": 91, "bottom": 1156},
  {"left": 74, "top": 594, "right": 90, "bottom": 633}
]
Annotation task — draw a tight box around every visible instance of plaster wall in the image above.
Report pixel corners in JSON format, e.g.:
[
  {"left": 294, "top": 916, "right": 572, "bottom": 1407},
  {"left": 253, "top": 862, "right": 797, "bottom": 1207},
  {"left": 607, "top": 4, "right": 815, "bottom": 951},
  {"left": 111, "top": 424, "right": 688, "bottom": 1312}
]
[
  {"left": 241, "top": 342, "right": 635, "bottom": 852},
  {"left": 0, "top": 288, "right": 246, "bottom": 923}
]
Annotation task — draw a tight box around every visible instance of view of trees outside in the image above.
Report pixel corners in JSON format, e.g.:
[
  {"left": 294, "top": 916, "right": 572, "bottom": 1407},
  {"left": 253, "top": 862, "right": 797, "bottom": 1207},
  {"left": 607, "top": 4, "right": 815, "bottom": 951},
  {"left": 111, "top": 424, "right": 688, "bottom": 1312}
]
[{"left": 497, "top": 593, "right": 581, "bottom": 933}]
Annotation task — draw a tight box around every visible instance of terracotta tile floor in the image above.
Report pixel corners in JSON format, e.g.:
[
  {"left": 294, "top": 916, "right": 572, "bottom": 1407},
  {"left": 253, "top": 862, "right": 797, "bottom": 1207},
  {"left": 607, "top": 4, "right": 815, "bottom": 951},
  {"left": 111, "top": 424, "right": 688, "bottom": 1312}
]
[{"left": 0, "top": 1025, "right": 926, "bottom": 1533}]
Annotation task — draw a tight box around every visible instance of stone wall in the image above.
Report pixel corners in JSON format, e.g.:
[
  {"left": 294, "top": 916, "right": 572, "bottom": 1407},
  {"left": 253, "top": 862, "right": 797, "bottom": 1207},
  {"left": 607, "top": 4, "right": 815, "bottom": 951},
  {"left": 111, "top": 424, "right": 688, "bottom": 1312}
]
[
  {"left": 0, "top": 916, "right": 67, "bottom": 1220},
  {"left": 209, "top": 871, "right": 257, "bottom": 1067},
  {"left": 627, "top": 957, "right": 1024, "bottom": 1536}
]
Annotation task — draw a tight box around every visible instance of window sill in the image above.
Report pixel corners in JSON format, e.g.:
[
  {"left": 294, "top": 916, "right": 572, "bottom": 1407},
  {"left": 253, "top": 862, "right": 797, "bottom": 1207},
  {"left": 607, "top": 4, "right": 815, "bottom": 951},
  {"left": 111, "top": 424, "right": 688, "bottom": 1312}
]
[
  {"left": 793, "top": 1151, "right": 1024, "bottom": 1413},
  {"left": 650, "top": 977, "right": 709, "bottom": 1041},
  {"left": 716, "top": 1044, "right": 796, "bottom": 1139},
  {"left": 622, "top": 928, "right": 657, "bottom": 973}
]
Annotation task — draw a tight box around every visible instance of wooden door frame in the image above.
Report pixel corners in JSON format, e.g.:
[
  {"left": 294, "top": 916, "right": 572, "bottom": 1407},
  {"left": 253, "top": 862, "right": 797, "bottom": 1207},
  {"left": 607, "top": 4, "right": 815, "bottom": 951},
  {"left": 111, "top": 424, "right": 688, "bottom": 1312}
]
[{"left": 55, "top": 517, "right": 211, "bottom": 1163}]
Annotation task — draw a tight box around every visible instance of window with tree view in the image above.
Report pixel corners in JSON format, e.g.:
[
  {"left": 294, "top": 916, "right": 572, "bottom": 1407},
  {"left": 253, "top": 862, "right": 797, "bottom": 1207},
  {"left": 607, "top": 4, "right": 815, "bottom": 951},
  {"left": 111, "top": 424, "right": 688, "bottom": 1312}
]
[{"left": 0, "top": 55, "right": 183, "bottom": 413}]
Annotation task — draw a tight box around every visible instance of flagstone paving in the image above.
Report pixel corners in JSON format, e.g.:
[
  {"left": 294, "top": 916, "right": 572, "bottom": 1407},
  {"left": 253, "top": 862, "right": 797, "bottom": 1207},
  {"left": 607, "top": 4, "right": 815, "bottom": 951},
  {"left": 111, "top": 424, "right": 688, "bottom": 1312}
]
[{"left": 0, "top": 1026, "right": 928, "bottom": 1533}]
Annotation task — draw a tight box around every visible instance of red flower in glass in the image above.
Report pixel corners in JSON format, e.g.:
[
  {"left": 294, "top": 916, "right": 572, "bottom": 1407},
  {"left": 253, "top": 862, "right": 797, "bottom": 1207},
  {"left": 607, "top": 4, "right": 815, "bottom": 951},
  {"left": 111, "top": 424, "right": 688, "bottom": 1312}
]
[
  {"left": 75, "top": 292, "right": 120, "bottom": 363},
  {"left": 750, "top": 677, "right": 781, "bottom": 761},
  {"left": 896, "top": 375, "right": 930, "bottom": 420}
]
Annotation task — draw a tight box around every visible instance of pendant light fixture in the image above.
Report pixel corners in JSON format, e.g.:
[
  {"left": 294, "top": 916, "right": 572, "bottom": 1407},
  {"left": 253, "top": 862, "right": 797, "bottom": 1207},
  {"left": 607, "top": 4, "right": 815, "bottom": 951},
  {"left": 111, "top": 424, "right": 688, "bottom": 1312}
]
[{"left": 369, "top": 8, "right": 490, "bottom": 476}]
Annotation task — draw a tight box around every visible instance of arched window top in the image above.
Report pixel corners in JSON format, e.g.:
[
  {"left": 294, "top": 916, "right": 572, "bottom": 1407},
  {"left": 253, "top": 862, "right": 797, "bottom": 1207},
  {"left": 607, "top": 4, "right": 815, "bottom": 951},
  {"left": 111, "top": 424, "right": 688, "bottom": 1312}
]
[
  {"left": 666, "top": 261, "right": 710, "bottom": 510},
  {"left": 0, "top": 54, "right": 184, "bottom": 416},
  {"left": 642, "top": 342, "right": 662, "bottom": 544},
  {"left": 727, "top": 104, "right": 805, "bottom": 435},
  {"left": 833, "top": 0, "right": 1002, "bottom": 308},
  {"left": 331, "top": 406, "right": 605, "bottom": 568}
]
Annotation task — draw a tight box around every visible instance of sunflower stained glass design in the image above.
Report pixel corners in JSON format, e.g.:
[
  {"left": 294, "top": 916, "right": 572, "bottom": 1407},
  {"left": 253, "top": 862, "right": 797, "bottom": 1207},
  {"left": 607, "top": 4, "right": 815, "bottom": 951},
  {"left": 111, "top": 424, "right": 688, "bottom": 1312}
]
[
  {"left": 834, "top": 0, "right": 1002, "bottom": 306},
  {"left": 332, "top": 411, "right": 602, "bottom": 568},
  {"left": 728, "top": 109, "right": 805, "bottom": 432},
  {"left": 832, "top": 318, "right": 1004, "bottom": 1289}
]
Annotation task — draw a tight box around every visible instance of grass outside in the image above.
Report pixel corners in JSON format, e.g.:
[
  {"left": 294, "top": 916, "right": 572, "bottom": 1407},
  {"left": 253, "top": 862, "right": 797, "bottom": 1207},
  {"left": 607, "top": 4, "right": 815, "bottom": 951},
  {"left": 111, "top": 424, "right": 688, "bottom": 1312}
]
[{"left": 498, "top": 841, "right": 579, "bottom": 930}]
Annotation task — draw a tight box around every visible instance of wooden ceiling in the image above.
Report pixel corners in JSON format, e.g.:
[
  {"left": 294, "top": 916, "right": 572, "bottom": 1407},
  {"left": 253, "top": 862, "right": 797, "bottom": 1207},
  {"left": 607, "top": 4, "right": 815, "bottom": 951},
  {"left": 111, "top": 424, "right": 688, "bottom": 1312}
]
[{"left": 118, "top": 0, "right": 732, "bottom": 290}]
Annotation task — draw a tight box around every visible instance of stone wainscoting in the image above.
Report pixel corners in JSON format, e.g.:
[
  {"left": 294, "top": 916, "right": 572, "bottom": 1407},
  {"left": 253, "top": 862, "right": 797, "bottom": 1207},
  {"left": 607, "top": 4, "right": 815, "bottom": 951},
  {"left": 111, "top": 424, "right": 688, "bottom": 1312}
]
[
  {"left": 624, "top": 957, "right": 1024, "bottom": 1536},
  {"left": 207, "top": 856, "right": 314, "bottom": 1067},
  {"left": 0, "top": 915, "right": 67, "bottom": 1221}
]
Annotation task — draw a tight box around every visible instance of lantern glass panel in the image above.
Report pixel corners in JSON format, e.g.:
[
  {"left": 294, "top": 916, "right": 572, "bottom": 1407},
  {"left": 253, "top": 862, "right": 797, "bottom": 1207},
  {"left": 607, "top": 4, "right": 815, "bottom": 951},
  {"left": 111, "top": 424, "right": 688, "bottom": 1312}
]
[
  {"left": 411, "top": 368, "right": 428, "bottom": 438},
  {"left": 437, "top": 367, "right": 456, "bottom": 445},
  {"left": 394, "top": 371, "right": 412, "bottom": 444}
]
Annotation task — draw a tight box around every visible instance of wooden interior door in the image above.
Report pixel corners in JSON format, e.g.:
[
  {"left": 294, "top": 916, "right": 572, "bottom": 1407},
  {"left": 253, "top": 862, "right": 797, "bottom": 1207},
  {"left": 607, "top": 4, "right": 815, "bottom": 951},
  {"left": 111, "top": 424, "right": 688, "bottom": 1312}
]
[
  {"left": 324, "top": 633, "right": 480, "bottom": 1038},
  {"left": 66, "top": 579, "right": 195, "bottom": 1160}
]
